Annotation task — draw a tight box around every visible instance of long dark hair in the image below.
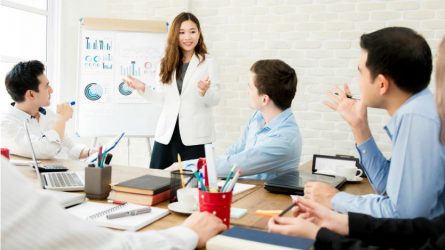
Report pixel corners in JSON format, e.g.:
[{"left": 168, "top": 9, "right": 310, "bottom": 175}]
[{"left": 159, "top": 12, "right": 208, "bottom": 84}]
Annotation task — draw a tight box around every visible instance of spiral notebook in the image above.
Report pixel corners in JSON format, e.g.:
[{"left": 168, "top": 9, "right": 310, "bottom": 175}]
[{"left": 67, "top": 201, "right": 169, "bottom": 231}]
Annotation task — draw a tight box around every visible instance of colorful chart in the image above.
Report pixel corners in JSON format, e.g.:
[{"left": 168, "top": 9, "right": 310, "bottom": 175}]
[
  {"left": 118, "top": 82, "right": 133, "bottom": 96},
  {"left": 120, "top": 60, "right": 155, "bottom": 76},
  {"left": 84, "top": 83, "right": 103, "bottom": 101},
  {"left": 85, "top": 36, "right": 112, "bottom": 50}
]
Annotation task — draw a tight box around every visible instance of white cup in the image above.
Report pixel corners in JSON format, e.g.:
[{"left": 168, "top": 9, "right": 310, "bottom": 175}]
[
  {"left": 176, "top": 188, "right": 198, "bottom": 211},
  {"left": 336, "top": 166, "right": 363, "bottom": 180}
]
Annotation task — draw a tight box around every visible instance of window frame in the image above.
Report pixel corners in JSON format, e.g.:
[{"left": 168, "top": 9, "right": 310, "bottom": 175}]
[{"left": 0, "top": 0, "right": 61, "bottom": 108}]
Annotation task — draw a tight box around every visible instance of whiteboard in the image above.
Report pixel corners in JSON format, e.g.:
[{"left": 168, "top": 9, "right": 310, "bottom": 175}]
[{"left": 76, "top": 18, "right": 167, "bottom": 137}]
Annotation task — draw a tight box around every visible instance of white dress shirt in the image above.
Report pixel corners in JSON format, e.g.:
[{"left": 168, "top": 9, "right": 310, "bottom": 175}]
[
  {"left": 0, "top": 105, "right": 87, "bottom": 159},
  {"left": 1, "top": 157, "right": 199, "bottom": 250},
  {"left": 140, "top": 54, "right": 220, "bottom": 146}
]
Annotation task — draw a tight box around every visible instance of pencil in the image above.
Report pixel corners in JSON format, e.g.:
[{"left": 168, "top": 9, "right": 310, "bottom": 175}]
[
  {"left": 177, "top": 154, "right": 185, "bottom": 188},
  {"left": 278, "top": 203, "right": 296, "bottom": 217}
]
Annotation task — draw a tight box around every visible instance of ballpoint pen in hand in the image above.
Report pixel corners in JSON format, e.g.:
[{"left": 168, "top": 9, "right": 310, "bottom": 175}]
[
  {"left": 334, "top": 92, "right": 359, "bottom": 100},
  {"left": 106, "top": 207, "right": 152, "bottom": 220},
  {"left": 278, "top": 203, "right": 296, "bottom": 217}
]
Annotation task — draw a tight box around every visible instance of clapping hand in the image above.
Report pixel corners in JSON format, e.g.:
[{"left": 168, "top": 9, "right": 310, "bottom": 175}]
[
  {"left": 323, "top": 84, "right": 367, "bottom": 128},
  {"left": 323, "top": 84, "right": 371, "bottom": 144},
  {"left": 268, "top": 197, "right": 350, "bottom": 239}
]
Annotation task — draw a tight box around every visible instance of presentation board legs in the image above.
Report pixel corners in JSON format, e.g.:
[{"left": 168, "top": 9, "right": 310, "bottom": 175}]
[{"left": 90, "top": 136, "right": 153, "bottom": 167}]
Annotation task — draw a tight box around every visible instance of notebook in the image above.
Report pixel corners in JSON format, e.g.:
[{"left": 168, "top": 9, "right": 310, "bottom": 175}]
[
  {"left": 112, "top": 174, "right": 171, "bottom": 195},
  {"left": 67, "top": 201, "right": 169, "bottom": 231},
  {"left": 265, "top": 170, "right": 346, "bottom": 196},
  {"left": 207, "top": 226, "right": 313, "bottom": 250}
]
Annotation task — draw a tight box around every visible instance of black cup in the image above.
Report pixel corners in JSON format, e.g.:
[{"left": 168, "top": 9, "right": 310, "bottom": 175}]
[{"left": 170, "top": 170, "right": 198, "bottom": 203}]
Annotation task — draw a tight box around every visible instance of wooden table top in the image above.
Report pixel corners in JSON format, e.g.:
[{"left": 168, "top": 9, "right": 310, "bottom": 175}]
[{"left": 12, "top": 157, "right": 374, "bottom": 231}]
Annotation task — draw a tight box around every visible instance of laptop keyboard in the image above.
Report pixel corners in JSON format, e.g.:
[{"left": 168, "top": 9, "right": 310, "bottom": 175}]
[{"left": 48, "top": 172, "right": 83, "bottom": 187}]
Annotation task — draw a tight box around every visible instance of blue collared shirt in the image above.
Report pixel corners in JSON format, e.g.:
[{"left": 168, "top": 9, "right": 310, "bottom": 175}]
[
  {"left": 332, "top": 89, "right": 445, "bottom": 219},
  {"left": 215, "top": 108, "right": 302, "bottom": 180}
]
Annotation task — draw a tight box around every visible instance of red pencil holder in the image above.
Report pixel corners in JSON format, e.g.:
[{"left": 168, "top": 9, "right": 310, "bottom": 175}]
[{"left": 199, "top": 190, "right": 232, "bottom": 228}]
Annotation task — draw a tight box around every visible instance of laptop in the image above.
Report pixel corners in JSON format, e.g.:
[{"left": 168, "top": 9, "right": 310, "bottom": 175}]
[
  {"left": 264, "top": 155, "right": 353, "bottom": 195},
  {"left": 24, "top": 121, "right": 85, "bottom": 192}
]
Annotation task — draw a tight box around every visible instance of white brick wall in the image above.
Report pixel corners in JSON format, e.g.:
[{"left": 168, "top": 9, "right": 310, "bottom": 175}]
[{"left": 80, "top": 0, "right": 445, "bottom": 167}]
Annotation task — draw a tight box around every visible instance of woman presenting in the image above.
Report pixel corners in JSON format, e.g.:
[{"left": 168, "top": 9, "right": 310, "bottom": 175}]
[{"left": 124, "top": 12, "right": 220, "bottom": 169}]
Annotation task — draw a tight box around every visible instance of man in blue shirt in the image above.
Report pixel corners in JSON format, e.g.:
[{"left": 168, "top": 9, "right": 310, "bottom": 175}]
[
  {"left": 215, "top": 59, "right": 302, "bottom": 180},
  {"left": 305, "top": 27, "right": 445, "bottom": 219}
]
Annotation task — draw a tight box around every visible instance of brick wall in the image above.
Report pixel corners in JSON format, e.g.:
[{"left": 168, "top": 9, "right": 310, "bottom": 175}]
[{"left": 101, "top": 0, "right": 445, "bottom": 167}]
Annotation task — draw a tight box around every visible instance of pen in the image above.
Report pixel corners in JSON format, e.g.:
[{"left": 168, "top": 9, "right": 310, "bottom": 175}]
[
  {"left": 224, "top": 170, "right": 240, "bottom": 192},
  {"left": 100, "top": 151, "right": 108, "bottom": 168},
  {"left": 221, "top": 165, "right": 236, "bottom": 192},
  {"left": 278, "top": 203, "right": 296, "bottom": 217},
  {"left": 97, "top": 146, "right": 103, "bottom": 168},
  {"left": 177, "top": 154, "right": 185, "bottom": 188},
  {"left": 105, "top": 153, "right": 113, "bottom": 165},
  {"left": 195, "top": 171, "right": 208, "bottom": 192},
  {"left": 184, "top": 171, "right": 197, "bottom": 187},
  {"left": 106, "top": 207, "right": 151, "bottom": 220},
  {"left": 334, "top": 92, "right": 359, "bottom": 100}
]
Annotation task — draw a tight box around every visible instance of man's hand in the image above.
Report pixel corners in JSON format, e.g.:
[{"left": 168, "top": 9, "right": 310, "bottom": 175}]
[
  {"left": 182, "top": 212, "right": 226, "bottom": 248},
  {"left": 56, "top": 103, "right": 73, "bottom": 121},
  {"left": 268, "top": 216, "right": 320, "bottom": 240},
  {"left": 304, "top": 181, "right": 338, "bottom": 209},
  {"left": 292, "top": 198, "right": 349, "bottom": 236},
  {"left": 323, "top": 84, "right": 371, "bottom": 144}
]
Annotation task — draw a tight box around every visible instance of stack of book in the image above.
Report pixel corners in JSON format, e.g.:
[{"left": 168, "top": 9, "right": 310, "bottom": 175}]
[{"left": 108, "top": 174, "right": 171, "bottom": 206}]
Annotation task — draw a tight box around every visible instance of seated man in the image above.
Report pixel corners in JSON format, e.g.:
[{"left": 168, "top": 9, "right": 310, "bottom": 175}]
[
  {"left": 215, "top": 59, "right": 302, "bottom": 180},
  {"left": 305, "top": 27, "right": 445, "bottom": 219},
  {"left": 1, "top": 157, "right": 226, "bottom": 249},
  {"left": 268, "top": 197, "right": 445, "bottom": 249},
  {"left": 1, "top": 60, "right": 93, "bottom": 159}
]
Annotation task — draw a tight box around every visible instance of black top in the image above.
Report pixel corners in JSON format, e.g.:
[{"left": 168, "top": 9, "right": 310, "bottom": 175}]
[
  {"left": 176, "top": 62, "right": 189, "bottom": 94},
  {"left": 315, "top": 213, "right": 445, "bottom": 249}
]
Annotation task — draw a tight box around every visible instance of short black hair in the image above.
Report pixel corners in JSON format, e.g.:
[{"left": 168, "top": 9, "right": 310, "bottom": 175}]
[
  {"left": 250, "top": 59, "right": 297, "bottom": 110},
  {"left": 360, "top": 27, "right": 432, "bottom": 94},
  {"left": 5, "top": 60, "right": 45, "bottom": 102}
]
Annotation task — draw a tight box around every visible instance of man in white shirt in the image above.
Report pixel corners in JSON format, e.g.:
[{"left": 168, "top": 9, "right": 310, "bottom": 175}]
[
  {"left": 1, "top": 157, "right": 226, "bottom": 249},
  {"left": 1, "top": 60, "right": 92, "bottom": 159}
]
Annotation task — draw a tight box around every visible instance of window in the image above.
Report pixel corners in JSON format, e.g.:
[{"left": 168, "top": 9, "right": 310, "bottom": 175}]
[{"left": 0, "top": 0, "right": 59, "bottom": 115}]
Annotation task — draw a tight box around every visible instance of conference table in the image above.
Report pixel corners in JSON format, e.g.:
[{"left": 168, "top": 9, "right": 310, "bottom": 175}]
[{"left": 13, "top": 157, "right": 374, "bottom": 232}]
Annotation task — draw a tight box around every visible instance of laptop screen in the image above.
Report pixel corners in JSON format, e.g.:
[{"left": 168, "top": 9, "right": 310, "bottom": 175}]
[
  {"left": 312, "top": 154, "right": 358, "bottom": 176},
  {"left": 23, "top": 120, "right": 44, "bottom": 187}
]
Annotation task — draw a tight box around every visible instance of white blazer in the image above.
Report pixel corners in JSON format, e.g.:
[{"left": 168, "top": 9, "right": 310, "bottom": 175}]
[{"left": 140, "top": 54, "right": 220, "bottom": 146}]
